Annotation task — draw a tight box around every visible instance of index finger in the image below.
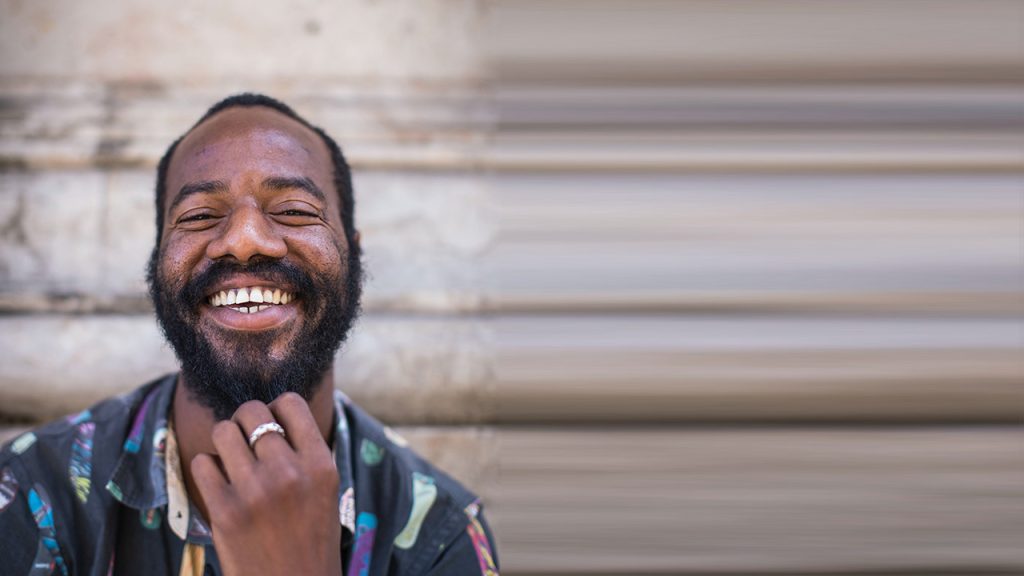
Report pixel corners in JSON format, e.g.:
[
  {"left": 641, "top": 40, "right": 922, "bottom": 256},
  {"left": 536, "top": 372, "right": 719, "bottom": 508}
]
[{"left": 267, "top": 392, "right": 327, "bottom": 454}]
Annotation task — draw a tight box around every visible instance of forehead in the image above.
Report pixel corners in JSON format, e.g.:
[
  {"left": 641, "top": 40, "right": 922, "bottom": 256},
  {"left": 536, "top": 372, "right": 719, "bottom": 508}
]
[{"left": 166, "top": 107, "right": 335, "bottom": 203}]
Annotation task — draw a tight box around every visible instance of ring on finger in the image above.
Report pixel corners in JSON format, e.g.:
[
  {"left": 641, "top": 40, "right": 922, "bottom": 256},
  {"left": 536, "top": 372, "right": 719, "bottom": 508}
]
[{"left": 248, "top": 422, "right": 287, "bottom": 448}]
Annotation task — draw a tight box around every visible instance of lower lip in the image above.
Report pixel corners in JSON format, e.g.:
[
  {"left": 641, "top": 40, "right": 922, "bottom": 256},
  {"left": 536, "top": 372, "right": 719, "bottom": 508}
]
[{"left": 204, "top": 302, "right": 297, "bottom": 331}]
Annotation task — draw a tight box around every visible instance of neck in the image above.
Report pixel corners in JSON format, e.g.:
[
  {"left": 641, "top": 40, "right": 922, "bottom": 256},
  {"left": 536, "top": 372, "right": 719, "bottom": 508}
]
[{"left": 171, "top": 369, "right": 336, "bottom": 522}]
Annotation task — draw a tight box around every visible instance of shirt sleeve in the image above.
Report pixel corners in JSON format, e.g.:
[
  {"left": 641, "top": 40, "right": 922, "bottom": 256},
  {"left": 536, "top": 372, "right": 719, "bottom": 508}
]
[{"left": 426, "top": 507, "right": 500, "bottom": 576}]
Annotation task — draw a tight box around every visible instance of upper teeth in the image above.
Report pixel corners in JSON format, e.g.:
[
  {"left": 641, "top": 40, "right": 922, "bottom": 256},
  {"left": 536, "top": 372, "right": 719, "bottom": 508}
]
[{"left": 209, "top": 287, "right": 292, "bottom": 307}]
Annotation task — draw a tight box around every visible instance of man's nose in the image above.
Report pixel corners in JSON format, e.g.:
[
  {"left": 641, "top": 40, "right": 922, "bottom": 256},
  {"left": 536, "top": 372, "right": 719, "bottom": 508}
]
[{"left": 205, "top": 205, "right": 288, "bottom": 263}]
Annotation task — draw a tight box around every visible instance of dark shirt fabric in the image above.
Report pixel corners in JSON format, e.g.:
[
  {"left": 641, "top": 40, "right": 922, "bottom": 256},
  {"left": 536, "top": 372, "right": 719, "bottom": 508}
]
[{"left": 0, "top": 374, "right": 499, "bottom": 576}]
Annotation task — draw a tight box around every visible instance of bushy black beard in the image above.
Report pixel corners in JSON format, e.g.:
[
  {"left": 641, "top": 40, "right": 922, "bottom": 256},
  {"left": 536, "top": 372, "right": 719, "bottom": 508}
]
[{"left": 147, "top": 252, "right": 362, "bottom": 421}]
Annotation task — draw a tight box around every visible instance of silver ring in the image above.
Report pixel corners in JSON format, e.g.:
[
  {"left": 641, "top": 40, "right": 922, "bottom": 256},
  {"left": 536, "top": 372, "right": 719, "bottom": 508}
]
[{"left": 248, "top": 422, "right": 287, "bottom": 448}]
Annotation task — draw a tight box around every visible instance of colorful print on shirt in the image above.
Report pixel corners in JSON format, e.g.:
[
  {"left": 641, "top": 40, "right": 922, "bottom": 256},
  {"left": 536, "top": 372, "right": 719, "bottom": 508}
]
[
  {"left": 69, "top": 421, "right": 95, "bottom": 503},
  {"left": 29, "top": 538, "right": 57, "bottom": 576},
  {"left": 466, "top": 507, "right": 499, "bottom": 576},
  {"left": 1, "top": 374, "right": 499, "bottom": 575},
  {"left": 29, "top": 483, "right": 69, "bottom": 576},
  {"left": 339, "top": 486, "right": 356, "bottom": 534},
  {"left": 124, "top": 390, "right": 156, "bottom": 454},
  {"left": 360, "top": 438, "right": 384, "bottom": 466},
  {"left": 348, "top": 511, "right": 377, "bottom": 576},
  {"left": 11, "top": 432, "right": 37, "bottom": 455},
  {"left": 394, "top": 472, "right": 437, "bottom": 549},
  {"left": 0, "top": 466, "right": 18, "bottom": 513},
  {"left": 67, "top": 409, "right": 91, "bottom": 426}
]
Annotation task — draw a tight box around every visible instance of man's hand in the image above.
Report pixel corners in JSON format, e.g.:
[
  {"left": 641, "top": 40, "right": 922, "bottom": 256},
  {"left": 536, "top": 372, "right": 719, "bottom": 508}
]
[{"left": 191, "top": 392, "right": 342, "bottom": 576}]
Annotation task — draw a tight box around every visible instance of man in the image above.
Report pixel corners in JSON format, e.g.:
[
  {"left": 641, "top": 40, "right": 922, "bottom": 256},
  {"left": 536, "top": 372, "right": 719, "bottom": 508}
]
[{"left": 0, "top": 94, "right": 499, "bottom": 576}]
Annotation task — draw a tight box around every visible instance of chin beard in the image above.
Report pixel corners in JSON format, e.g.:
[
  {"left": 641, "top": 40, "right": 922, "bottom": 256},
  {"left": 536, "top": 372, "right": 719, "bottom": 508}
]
[{"left": 148, "top": 253, "right": 362, "bottom": 421}]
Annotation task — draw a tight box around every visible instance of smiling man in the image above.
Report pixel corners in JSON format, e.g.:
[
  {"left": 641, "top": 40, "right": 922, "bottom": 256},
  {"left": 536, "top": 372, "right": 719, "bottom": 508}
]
[{"left": 0, "top": 94, "right": 499, "bottom": 576}]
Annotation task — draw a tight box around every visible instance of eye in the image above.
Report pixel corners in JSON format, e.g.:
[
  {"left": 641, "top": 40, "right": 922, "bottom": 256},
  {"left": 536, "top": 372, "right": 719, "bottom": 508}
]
[
  {"left": 279, "top": 209, "right": 318, "bottom": 218},
  {"left": 175, "top": 210, "right": 222, "bottom": 229},
  {"left": 272, "top": 202, "right": 324, "bottom": 225}
]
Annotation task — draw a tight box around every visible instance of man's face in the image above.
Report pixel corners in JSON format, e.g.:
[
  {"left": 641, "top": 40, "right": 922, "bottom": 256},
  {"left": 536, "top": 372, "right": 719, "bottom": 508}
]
[{"left": 148, "top": 107, "right": 361, "bottom": 420}]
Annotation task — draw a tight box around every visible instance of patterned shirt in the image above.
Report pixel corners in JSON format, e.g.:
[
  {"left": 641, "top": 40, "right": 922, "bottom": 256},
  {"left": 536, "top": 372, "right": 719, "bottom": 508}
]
[{"left": 0, "top": 374, "right": 499, "bottom": 575}]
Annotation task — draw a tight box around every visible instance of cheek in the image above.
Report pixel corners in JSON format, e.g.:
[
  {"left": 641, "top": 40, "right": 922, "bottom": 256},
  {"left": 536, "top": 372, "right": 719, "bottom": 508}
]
[
  {"left": 159, "top": 237, "right": 207, "bottom": 286},
  {"left": 285, "top": 229, "right": 347, "bottom": 273}
]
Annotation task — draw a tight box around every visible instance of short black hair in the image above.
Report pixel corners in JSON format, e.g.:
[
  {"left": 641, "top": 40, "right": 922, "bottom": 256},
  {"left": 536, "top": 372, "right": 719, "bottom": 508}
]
[{"left": 152, "top": 93, "right": 358, "bottom": 249}]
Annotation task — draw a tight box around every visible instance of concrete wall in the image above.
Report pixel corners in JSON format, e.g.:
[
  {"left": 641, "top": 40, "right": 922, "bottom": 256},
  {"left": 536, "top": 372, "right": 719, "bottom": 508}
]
[{"left": 2, "top": 1, "right": 1023, "bottom": 573}]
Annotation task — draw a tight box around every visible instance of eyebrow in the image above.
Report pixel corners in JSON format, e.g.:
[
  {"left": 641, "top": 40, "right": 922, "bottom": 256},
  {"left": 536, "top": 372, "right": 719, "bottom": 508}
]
[
  {"left": 263, "top": 176, "right": 327, "bottom": 204},
  {"left": 168, "top": 180, "right": 228, "bottom": 214},
  {"left": 168, "top": 176, "right": 327, "bottom": 214}
]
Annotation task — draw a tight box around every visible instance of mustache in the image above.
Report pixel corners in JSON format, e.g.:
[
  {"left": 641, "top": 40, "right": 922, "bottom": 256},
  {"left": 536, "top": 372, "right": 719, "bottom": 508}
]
[{"left": 178, "top": 257, "right": 318, "bottom": 307}]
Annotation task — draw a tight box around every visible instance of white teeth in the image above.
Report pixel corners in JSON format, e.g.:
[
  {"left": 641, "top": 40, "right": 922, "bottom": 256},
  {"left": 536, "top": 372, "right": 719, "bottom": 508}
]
[
  {"left": 257, "top": 305, "right": 269, "bottom": 312},
  {"left": 209, "top": 287, "right": 293, "bottom": 308}
]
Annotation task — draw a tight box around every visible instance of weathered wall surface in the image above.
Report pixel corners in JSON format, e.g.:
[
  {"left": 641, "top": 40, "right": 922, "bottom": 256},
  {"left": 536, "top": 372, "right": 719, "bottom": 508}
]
[{"left": 2, "top": 1, "right": 1023, "bottom": 573}]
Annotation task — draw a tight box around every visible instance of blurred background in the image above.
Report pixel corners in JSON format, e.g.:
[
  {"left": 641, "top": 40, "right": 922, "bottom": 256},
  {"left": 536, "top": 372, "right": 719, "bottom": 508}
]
[{"left": 1, "top": 1, "right": 1022, "bottom": 574}]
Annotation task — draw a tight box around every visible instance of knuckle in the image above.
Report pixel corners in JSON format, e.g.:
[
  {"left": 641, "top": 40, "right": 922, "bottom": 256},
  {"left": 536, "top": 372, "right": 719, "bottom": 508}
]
[
  {"left": 274, "top": 464, "right": 302, "bottom": 488},
  {"left": 234, "top": 400, "right": 267, "bottom": 419},
  {"left": 239, "top": 483, "right": 270, "bottom": 509},
  {"left": 309, "top": 458, "right": 339, "bottom": 487},
  {"left": 211, "top": 421, "right": 238, "bottom": 443},
  {"left": 272, "top": 392, "right": 305, "bottom": 412},
  {"left": 252, "top": 460, "right": 304, "bottom": 498},
  {"left": 191, "top": 454, "right": 214, "bottom": 477}
]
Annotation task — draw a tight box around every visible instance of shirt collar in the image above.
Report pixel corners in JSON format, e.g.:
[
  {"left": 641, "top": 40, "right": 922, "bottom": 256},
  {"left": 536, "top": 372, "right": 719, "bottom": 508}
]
[
  {"left": 104, "top": 374, "right": 175, "bottom": 511},
  {"left": 105, "top": 374, "right": 357, "bottom": 539}
]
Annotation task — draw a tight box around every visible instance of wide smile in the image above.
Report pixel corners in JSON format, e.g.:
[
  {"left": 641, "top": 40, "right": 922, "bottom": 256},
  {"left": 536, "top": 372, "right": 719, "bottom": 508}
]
[{"left": 204, "top": 285, "right": 299, "bottom": 331}]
